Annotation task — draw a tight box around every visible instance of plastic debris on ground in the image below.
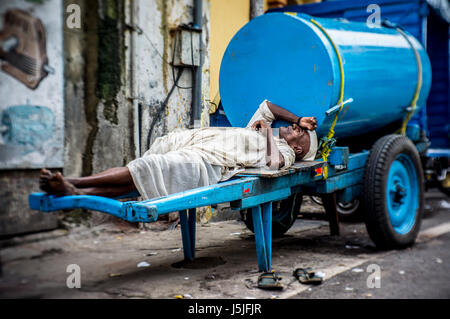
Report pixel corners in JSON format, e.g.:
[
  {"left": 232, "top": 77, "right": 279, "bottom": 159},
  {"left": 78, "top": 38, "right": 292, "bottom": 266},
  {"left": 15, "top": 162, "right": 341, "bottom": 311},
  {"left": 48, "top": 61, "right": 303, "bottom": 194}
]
[
  {"left": 108, "top": 273, "right": 122, "bottom": 278},
  {"left": 137, "top": 261, "right": 150, "bottom": 268},
  {"left": 351, "top": 268, "right": 364, "bottom": 273},
  {"left": 399, "top": 270, "right": 405, "bottom": 275},
  {"left": 144, "top": 252, "right": 158, "bottom": 256},
  {"left": 330, "top": 282, "right": 340, "bottom": 286},
  {"left": 436, "top": 258, "right": 443, "bottom": 264}
]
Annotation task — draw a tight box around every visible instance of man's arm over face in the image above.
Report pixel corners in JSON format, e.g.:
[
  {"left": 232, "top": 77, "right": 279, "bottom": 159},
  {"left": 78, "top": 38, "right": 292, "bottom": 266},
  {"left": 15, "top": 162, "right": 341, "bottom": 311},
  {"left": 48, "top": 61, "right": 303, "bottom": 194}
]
[
  {"left": 266, "top": 101, "right": 317, "bottom": 131},
  {"left": 252, "top": 120, "right": 285, "bottom": 169}
]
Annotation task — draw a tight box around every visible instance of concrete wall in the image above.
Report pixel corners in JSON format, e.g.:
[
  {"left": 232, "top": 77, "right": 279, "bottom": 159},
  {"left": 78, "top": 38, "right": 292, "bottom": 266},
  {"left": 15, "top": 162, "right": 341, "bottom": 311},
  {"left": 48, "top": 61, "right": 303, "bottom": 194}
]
[
  {"left": 0, "top": 0, "right": 284, "bottom": 235},
  {"left": 131, "top": 0, "right": 211, "bottom": 155}
]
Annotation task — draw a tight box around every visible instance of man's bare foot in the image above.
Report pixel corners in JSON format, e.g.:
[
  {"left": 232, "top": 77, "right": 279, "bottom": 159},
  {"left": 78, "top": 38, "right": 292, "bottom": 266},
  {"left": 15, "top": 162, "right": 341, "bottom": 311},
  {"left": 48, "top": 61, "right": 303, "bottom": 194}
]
[
  {"left": 43, "top": 172, "right": 82, "bottom": 196},
  {"left": 39, "top": 168, "right": 55, "bottom": 193}
]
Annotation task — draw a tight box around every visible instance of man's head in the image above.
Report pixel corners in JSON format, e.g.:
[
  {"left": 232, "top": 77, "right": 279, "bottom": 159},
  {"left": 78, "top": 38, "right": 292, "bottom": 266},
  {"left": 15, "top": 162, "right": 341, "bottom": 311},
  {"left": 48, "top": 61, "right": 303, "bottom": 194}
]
[{"left": 280, "top": 124, "right": 318, "bottom": 161}]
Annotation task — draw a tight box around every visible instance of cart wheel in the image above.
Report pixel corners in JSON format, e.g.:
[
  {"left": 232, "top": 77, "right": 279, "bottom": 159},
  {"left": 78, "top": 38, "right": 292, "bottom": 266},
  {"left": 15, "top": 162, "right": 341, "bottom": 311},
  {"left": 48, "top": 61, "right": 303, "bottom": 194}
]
[
  {"left": 337, "top": 198, "right": 363, "bottom": 222},
  {"left": 310, "top": 196, "right": 323, "bottom": 206},
  {"left": 241, "top": 194, "right": 302, "bottom": 237},
  {"left": 363, "top": 134, "right": 424, "bottom": 249},
  {"left": 313, "top": 195, "right": 362, "bottom": 221}
]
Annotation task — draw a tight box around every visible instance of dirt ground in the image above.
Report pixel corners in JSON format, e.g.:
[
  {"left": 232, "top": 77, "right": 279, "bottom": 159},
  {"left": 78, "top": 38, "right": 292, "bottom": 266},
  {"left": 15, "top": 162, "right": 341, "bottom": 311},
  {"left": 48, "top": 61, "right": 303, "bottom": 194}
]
[{"left": 0, "top": 191, "right": 449, "bottom": 299}]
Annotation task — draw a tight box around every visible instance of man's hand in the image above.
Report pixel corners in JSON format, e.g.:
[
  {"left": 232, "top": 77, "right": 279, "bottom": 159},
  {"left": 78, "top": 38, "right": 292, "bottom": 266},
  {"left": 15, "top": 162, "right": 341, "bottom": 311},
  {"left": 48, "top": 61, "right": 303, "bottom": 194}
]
[
  {"left": 251, "top": 119, "right": 271, "bottom": 131},
  {"left": 265, "top": 101, "right": 317, "bottom": 131},
  {"left": 298, "top": 117, "right": 317, "bottom": 131}
]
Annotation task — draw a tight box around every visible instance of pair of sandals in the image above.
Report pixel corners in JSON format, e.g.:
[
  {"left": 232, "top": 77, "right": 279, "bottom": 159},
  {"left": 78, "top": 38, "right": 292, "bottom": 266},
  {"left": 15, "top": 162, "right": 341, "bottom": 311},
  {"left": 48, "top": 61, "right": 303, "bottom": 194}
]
[{"left": 257, "top": 268, "right": 323, "bottom": 290}]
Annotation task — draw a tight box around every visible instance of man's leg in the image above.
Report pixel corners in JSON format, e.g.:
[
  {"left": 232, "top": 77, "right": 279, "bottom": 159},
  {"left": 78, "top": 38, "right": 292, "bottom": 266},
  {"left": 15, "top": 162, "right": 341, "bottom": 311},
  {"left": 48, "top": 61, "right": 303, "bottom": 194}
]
[
  {"left": 39, "top": 167, "right": 137, "bottom": 197},
  {"left": 75, "top": 184, "right": 137, "bottom": 197},
  {"left": 41, "top": 167, "right": 133, "bottom": 188},
  {"left": 66, "top": 167, "right": 134, "bottom": 188}
]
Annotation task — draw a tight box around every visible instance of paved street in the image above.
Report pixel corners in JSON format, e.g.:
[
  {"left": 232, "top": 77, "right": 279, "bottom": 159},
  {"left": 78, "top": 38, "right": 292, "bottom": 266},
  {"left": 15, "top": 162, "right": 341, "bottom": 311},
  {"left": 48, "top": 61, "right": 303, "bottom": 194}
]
[
  {"left": 0, "top": 190, "right": 448, "bottom": 299},
  {"left": 293, "top": 232, "right": 450, "bottom": 299}
]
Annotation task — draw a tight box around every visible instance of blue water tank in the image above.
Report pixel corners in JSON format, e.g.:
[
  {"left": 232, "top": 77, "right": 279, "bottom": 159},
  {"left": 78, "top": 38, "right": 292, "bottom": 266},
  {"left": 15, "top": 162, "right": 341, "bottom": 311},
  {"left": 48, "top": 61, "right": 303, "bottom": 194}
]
[{"left": 219, "top": 12, "right": 432, "bottom": 139}]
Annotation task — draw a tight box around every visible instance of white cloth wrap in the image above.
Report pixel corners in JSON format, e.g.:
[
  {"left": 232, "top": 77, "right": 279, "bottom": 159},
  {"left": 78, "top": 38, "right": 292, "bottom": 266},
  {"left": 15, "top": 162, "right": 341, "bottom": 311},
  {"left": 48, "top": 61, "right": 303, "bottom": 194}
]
[
  {"left": 127, "top": 100, "right": 296, "bottom": 200},
  {"left": 127, "top": 149, "right": 222, "bottom": 200}
]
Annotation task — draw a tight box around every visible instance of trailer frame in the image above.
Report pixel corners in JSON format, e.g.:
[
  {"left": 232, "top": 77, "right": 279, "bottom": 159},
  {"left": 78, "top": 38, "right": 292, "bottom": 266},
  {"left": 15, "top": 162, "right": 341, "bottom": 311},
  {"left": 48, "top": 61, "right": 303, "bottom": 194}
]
[{"left": 29, "top": 146, "right": 366, "bottom": 272}]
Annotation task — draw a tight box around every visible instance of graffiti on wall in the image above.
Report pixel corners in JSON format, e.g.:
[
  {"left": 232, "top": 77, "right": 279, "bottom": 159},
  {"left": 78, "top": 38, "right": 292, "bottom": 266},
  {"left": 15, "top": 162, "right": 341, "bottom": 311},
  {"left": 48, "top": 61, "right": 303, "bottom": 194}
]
[{"left": 0, "top": 0, "right": 63, "bottom": 169}]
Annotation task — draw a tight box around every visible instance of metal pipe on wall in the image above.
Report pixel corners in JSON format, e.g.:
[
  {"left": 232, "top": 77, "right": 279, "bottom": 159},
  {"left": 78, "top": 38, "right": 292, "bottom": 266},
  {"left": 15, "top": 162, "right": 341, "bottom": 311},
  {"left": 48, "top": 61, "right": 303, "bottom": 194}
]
[
  {"left": 250, "top": 0, "right": 264, "bottom": 19},
  {"left": 192, "top": 0, "right": 203, "bottom": 128},
  {"left": 130, "top": 0, "right": 141, "bottom": 157}
]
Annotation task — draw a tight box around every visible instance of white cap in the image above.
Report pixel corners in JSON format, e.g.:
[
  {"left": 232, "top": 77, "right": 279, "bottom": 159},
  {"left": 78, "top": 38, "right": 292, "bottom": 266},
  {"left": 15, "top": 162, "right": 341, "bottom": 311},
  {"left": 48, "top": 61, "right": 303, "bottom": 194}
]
[{"left": 302, "top": 130, "right": 318, "bottom": 161}]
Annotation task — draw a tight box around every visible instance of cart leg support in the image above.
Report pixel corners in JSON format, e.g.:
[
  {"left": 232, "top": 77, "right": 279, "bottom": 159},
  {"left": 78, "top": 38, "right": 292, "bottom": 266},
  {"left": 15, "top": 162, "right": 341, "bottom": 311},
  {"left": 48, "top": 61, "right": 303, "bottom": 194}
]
[
  {"left": 180, "top": 208, "right": 196, "bottom": 261},
  {"left": 322, "top": 193, "right": 340, "bottom": 236},
  {"left": 252, "top": 202, "right": 272, "bottom": 272}
]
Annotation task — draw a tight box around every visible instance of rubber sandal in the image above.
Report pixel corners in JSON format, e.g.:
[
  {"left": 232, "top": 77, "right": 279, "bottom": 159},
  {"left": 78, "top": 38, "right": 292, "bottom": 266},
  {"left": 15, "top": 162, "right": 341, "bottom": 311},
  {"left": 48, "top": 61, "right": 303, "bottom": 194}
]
[
  {"left": 293, "top": 267, "right": 323, "bottom": 285},
  {"left": 257, "top": 271, "right": 284, "bottom": 290}
]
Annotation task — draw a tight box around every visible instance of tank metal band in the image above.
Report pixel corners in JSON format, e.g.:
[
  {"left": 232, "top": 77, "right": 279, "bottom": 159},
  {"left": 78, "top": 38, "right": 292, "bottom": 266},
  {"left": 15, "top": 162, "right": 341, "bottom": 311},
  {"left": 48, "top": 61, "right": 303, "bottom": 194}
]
[
  {"left": 309, "top": 18, "right": 346, "bottom": 179},
  {"left": 395, "top": 28, "right": 423, "bottom": 136}
]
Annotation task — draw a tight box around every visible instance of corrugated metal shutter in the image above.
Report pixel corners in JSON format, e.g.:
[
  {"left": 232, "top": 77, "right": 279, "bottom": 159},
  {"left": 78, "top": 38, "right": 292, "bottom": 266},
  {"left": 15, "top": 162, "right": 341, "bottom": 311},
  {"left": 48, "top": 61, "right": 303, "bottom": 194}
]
[{"left": 427, "top": 8, "right": 450, "bottom": 148}]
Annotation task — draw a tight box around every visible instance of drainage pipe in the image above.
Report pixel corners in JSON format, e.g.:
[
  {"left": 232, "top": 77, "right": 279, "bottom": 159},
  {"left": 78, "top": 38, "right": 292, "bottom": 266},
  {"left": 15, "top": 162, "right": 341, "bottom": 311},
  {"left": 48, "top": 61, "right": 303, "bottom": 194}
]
[{"left": 191, "top": 0, "right": 203, "bottom": 128}]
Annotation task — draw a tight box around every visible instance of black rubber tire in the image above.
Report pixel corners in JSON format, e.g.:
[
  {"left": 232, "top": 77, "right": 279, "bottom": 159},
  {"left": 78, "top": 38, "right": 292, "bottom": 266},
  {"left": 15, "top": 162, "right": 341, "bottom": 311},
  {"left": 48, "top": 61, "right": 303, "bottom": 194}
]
[
  {"left": 311, "top": 196, "right": 362, "bottom": 222},
  {"left": 337, "top": 198, "right": 363, "bottom": 222},
  {"left": 240, "top": 194, "right": 302, "bottom": 237},
  {"left": 363, "top": 134, "right": 424, "bottom": 250}
]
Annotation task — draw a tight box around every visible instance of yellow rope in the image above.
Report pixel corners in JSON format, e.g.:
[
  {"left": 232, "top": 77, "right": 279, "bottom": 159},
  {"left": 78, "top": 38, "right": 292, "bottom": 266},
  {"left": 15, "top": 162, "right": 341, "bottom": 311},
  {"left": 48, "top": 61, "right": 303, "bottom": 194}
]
[
  {"left": 396, "top": 28, "right": 423, "bottom": 136},
  {"left": 310, "top": 18, "right": 345, "bottom": 179}
]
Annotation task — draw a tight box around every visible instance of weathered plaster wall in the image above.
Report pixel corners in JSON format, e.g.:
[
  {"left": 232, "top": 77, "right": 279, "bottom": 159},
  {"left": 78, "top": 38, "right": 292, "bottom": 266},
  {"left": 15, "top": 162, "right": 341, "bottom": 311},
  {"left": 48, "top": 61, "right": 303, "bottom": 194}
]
[
  {"left": 89, "top": 0, "right": 134, "bottom": 174},
  {"left": 64, "top": 0, "right": 88, "bottom": 177},
  {"left": 0, "top": 170, "right": 58, "bottom": 236},
  {"left": 0, "top": 0, "right": 85, "bottom": 236},
  {"left": 133, "top": 0, "right": 211, "bottom": 155},
  {"left": 0, "top": 0, "right": 213, "bottom": 236}
]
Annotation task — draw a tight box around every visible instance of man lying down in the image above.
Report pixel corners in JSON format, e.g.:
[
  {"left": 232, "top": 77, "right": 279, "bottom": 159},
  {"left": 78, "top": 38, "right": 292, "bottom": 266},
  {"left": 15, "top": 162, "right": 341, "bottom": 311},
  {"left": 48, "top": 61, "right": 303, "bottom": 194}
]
[{"left": 39, "top": 100, "right": 318, "bottom": 200}]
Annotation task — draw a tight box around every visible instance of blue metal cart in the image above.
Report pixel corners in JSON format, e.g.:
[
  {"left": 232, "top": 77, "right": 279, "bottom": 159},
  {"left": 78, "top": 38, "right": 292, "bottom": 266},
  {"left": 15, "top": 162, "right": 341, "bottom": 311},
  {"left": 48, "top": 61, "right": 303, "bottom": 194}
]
[{"left": 30, "top": 147, "right": 367, "bottom": 272}]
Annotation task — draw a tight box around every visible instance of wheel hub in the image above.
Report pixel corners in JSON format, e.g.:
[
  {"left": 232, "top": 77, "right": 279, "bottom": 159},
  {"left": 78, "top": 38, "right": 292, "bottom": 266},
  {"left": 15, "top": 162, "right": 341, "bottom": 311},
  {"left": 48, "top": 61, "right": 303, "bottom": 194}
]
[
  {"left": 386, "top": 154, "right": 419, "bottom": 235},
  {"left": 391, "top": 181, "right": 407, "bottom": 206}
]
